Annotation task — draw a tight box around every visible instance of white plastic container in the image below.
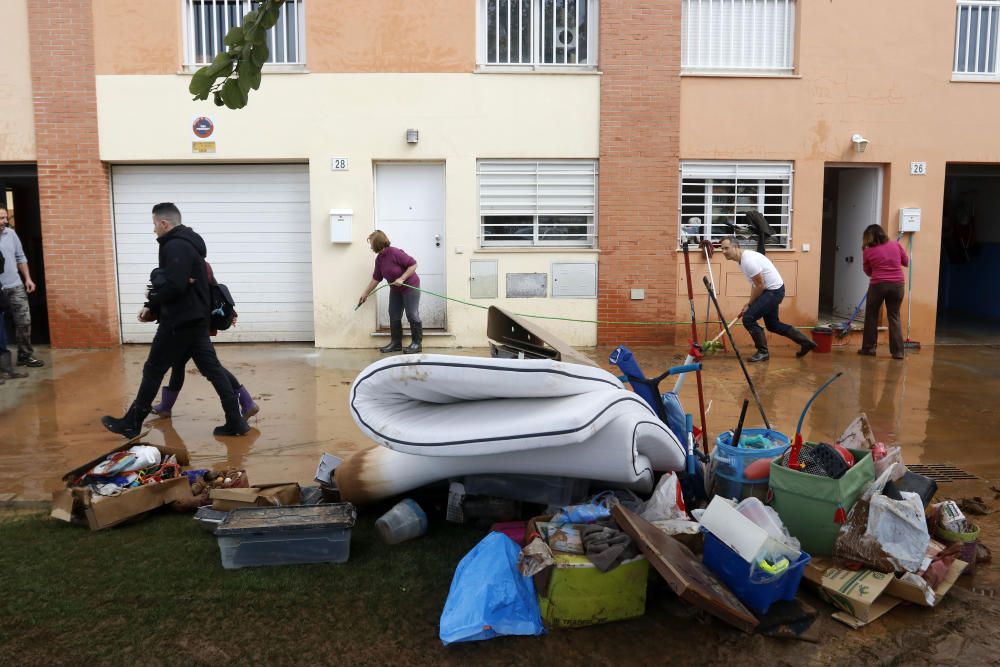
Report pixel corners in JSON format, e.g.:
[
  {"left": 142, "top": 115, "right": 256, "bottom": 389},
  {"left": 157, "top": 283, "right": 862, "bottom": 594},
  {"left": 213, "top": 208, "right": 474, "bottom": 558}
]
[{"left": 376, "top": 498, "right": 428, "bottom": 545}]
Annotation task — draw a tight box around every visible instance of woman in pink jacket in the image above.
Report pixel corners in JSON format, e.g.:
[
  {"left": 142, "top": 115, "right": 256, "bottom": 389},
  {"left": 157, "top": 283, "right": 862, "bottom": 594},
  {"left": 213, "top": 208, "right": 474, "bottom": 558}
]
[{"left": 859, "top": 224, "right": 909, "bottom": 359}]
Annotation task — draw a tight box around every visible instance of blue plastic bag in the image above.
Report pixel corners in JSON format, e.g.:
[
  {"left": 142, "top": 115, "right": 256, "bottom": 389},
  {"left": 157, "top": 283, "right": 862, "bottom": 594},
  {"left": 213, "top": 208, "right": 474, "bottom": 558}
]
[{"left": 439, "top": 532, "right": 545, "bottom": 645}]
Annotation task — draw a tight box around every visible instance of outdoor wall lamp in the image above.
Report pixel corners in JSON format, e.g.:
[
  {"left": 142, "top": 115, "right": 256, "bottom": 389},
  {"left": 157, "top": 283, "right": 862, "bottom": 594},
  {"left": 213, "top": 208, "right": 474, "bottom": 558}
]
[
  {"left": 851, "top": 134, "right": 870, "bottom": 154},
  {"left": 406, "top": 129, "right": 419, "bottom": 144}
]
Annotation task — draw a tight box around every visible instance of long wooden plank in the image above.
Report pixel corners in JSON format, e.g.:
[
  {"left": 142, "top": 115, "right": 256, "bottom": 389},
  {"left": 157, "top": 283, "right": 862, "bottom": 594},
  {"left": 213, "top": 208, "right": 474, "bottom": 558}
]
[{"left": 612, "top": 504, "right": 759, "bottom": 633}]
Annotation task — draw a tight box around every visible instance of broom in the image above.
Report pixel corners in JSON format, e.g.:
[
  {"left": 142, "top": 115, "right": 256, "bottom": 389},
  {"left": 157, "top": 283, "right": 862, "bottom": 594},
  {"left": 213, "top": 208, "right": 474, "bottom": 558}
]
[{"left": 903, "top": 232, "right": 921, "bottom": 350}]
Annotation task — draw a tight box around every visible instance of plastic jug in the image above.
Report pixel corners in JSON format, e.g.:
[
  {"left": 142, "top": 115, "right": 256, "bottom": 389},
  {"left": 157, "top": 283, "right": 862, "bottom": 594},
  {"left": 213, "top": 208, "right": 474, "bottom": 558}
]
[{"left": 375, "top": 498, "right": 428, "bottom": 545}]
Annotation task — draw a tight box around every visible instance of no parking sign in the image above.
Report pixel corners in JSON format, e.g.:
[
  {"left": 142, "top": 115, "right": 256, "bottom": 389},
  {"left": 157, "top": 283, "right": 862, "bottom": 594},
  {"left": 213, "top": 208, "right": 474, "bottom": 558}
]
[{"left": 191, "top": 116, "right": 216, "bottom": 153}]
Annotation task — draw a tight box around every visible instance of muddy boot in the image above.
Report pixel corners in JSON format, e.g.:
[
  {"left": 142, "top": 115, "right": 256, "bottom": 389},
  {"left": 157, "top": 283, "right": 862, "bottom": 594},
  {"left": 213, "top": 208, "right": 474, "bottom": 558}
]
[
  {"left": 151, "top": 387, "right": 179, "bottom": 418},
  {"left": 787, "top": 327, "right": 818, "bottom": 358},
  {"left": 237, "top": 385, "right": 259, "bottom": 418},
  {"left": 0, "top": 351, "right": 28, "bottom": 379},
  {"left": 748, "top": 329, "right": 770, "bottom": 363},
  {"left": 101, "top": 402, "right": 152, "bottom": 439},
  {"left": 403, "top": 322, "right": 423, "bottom": 354},
  {"left": 379, "top": 321, "right": 403, "bottom": 353},
  {"left": 213, "top": 413, "right": 250, "bottom": 437}
]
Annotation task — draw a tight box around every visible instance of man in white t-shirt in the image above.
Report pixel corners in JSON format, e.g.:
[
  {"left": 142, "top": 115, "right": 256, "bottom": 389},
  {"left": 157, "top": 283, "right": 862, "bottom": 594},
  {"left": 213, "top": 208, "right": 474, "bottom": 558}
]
[{"left": 719, "top": 236, "right": 817, "bottom": 362}]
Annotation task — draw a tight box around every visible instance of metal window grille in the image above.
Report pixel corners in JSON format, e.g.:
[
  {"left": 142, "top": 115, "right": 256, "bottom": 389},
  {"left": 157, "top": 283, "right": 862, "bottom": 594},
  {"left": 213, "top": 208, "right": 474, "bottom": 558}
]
[
  {"left": 184, "top": 0, "right": 305, "bottom": 66},
  {"left": 954, "top": 1, "right": 1000, "bottom": 76},
  {"left": 481, "top": 0, "right": 597, "bottom": 67},
  {"left": 680, "top": 161, "right": 793, "bottom": 248},
  {"left": 682, "top": 0, "right": 795, "bottom": 72},
  {"left": 478, "top": 160, "right": 598, "bottom": 247}
]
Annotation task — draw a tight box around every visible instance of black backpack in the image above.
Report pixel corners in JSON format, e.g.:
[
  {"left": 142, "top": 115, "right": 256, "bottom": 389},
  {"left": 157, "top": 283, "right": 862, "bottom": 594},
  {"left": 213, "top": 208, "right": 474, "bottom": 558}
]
[{"left": 208, "top": 279, "right": 236, "bottom": 331}]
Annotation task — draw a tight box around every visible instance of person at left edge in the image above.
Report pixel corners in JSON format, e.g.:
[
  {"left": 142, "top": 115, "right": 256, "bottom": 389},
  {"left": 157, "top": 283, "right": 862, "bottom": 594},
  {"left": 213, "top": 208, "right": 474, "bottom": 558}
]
[
  {"left": 0, "top": 203, "right": 44, "bottom": 367},
  {"left": 101, "top": 203, "right": 249, "bottom": 438}
]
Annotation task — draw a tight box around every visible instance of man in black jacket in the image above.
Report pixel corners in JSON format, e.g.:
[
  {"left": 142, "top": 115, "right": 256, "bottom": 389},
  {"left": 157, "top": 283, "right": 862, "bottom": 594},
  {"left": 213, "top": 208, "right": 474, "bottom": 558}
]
[{"left": 101, "top": 203, "right": 249, "bottom": 438}]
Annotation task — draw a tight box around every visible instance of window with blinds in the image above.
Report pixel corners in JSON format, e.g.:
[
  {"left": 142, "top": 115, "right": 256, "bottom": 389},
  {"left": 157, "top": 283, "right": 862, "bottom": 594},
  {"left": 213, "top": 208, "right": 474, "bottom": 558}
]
[
  {"left": 680, "top": 162, "right": 793, "bottom": 248},
  {"left": 479, "top": 0, "right": 598, "bottom": 68},
  {"left": 954, "top": 2, "right": 1000, "bottom": 77},
  {"left": 478, "top": 160, "right": 598, "bottom": 247},
  {"left": 183, "top": 0, "right": 305, "bottom": 67},
  {"left": 682, "top": 0, "right": 795, "bottom": 73}
]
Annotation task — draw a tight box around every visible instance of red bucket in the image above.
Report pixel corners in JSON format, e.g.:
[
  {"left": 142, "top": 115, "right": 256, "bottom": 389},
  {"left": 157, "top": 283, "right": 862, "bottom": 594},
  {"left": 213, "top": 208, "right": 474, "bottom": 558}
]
[{"left": 811, "top": 327, "right": 833, "bottom": 353}]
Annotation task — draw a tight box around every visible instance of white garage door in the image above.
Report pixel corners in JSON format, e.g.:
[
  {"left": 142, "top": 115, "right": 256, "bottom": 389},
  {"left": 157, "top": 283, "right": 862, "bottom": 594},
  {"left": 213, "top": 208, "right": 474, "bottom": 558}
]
[{"left": 112, "top": 164, "right": 313, "bottom": 343}]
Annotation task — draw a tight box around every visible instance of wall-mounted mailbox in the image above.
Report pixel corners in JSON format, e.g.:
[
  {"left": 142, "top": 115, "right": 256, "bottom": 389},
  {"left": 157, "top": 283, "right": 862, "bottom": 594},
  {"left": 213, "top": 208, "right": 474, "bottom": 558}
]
[
  {"left": 899, "top": 207, "right": 921, "bottom": 233},
  {"left": 330, "top": 209, "right": 353, "bottom": 243}
]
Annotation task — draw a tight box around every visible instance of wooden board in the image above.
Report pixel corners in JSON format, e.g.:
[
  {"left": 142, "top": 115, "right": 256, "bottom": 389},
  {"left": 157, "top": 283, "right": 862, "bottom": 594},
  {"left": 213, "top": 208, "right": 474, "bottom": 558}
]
[{"left": 613, "top": 504, "right": 759, "bottom": 633}]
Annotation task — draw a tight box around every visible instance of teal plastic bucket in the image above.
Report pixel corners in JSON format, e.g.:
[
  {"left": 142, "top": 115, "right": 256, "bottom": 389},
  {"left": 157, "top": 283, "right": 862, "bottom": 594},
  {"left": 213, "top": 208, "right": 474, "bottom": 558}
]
[{"left": 712, "top": 429, "right": 790, "bottom": 501}]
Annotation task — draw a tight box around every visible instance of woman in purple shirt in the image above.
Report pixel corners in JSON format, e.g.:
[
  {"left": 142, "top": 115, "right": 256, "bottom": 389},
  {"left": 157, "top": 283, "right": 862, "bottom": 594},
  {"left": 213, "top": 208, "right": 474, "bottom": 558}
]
[
  {"left": 357, "top": 230, "right": 422, "bottom": 353},
  {"left": 859, "top": 224, "right": 909, "bottom": 359}
]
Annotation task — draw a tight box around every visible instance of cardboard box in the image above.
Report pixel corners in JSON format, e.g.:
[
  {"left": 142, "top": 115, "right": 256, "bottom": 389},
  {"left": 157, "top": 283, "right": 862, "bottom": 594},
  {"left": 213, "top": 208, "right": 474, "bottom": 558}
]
[
  {"left": 50, "top": 442, "right": 193, "bottom": 531},
  {"left": 210, "top": 483, "right": 301, "bottom": 511},
  {"left": 805, "top": 556, "right": 969, "bottom": 628},
  {"left": 804, "top": 558, "right": 900, "bottom": 626}
]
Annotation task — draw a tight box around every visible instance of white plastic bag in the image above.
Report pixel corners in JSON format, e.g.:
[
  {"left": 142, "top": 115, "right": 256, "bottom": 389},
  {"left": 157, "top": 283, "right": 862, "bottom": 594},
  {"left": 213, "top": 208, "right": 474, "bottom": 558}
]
[
  {"left": 835, "top": 462, "right": 930, "bottom": 573},
  {"left": 736, "top": 497, "right": 801, "bottom": 553},
  {"left": 638, "top": 473, "right": 688, "bottom": 523}
]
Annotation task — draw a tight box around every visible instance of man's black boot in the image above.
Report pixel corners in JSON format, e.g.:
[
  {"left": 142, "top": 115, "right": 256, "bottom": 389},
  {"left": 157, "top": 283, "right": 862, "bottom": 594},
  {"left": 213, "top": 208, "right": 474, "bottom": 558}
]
[{"left": 101, "top": 402, "right": 152, "bottom": 439}]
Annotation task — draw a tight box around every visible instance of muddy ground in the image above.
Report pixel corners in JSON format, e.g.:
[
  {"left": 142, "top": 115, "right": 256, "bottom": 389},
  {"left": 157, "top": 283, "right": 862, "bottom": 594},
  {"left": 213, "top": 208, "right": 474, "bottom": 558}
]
[{"left": 1, "top": 343, "right": 999, "bottom": 664}]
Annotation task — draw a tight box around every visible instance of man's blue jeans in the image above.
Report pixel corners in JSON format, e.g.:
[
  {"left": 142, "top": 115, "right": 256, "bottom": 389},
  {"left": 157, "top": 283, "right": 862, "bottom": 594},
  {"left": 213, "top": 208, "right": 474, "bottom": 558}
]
[{"left": 742, "top": 285, "right": 793, "bottom": 346}]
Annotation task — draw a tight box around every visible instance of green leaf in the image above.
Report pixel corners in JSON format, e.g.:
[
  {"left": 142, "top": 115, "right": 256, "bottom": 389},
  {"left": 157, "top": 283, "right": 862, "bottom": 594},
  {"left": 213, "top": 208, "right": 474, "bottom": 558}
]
[
  {"left": 237, "top": 73, "right": 252, "bottom": 96},
  {"left": 205, "top": 51, "right": 235, "bottom": 77},
  {"left": 213, "top": 92, "right": 226, "bottom": 107},
  {"left": 249, "top": 68, "right": 262, "bottom": 91},
  {"left": 259, "top": 6, "right": 280, "bottom": 30},
  {"left": 250, "top": 43, "right": 269, "bottom": 68},
  {"left": 221, "top": 78, "right": 248, "bottom": 109},
  {"left": 223, "top": 26, "right": 245, "bottom": 47},
  {"left": 251, "top": 27, "right": 268, "bottom": 45},
  {"left": 188, "top": 69, "right": 214, "bottom": 98}
]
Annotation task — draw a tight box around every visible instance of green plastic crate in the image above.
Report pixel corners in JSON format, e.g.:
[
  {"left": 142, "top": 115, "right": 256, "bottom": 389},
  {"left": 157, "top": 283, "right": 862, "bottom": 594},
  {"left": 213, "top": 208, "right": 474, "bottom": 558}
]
[
  {"left": 537, "top": 554, "right": 649, "bottom": 628},
  {"left": 768, "top": 446, "right": 875, "bottom": 556}
]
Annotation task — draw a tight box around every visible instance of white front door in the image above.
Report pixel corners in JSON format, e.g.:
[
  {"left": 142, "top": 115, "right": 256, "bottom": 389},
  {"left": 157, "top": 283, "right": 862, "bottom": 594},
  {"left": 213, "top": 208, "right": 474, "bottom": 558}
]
[
  {"left": 833, "top": 167, "right": 882, "bottom": 318},
  {"left": 373, "top": 163, "right": 446, "bottom": 329}
]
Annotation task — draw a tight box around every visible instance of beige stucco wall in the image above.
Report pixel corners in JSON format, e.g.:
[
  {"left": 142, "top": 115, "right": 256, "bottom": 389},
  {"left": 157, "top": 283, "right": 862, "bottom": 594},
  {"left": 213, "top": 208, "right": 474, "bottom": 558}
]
[
  {"left": 96, "top": 72, "right": 601, "bottom": 348},
  {"left": 681, "top": 0, "right": 1000, "bottom": 346},
  {"left": 0, "top": 0, "right": 35, "bottom": 160},
  {"left": 92, "top": 0, "right": 475, "bottom": 74}
]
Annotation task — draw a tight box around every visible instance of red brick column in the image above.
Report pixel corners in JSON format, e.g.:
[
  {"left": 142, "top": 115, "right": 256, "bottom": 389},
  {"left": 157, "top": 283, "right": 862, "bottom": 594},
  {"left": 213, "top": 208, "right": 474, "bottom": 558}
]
[
  {"left": 597, "top": 2, "right": 681, "bottom": 346},
  {"left": 27, "top": 0, "right": 119, "bottom": 348}
]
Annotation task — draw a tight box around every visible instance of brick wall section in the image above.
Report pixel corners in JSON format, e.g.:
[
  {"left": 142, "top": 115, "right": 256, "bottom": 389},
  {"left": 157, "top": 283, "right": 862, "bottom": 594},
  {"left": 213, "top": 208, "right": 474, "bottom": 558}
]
[
  {"left": 597, "top": 2, "right": 682, "bottom": 345},
  {"left": 27, "top": 0, "right": 120, "bottom": 347}
]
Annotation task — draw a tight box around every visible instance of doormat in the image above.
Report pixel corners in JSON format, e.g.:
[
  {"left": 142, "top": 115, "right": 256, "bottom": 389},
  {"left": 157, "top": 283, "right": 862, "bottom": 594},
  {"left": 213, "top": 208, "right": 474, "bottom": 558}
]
[{"left": 905, "top": 464, "right": 979, "bottom": 483}]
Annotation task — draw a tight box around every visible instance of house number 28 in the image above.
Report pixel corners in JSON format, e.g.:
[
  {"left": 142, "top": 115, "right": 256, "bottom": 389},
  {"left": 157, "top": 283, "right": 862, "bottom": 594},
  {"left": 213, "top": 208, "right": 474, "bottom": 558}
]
[{"left": 331, "top": 158, "right": 349, "bottom": 171}]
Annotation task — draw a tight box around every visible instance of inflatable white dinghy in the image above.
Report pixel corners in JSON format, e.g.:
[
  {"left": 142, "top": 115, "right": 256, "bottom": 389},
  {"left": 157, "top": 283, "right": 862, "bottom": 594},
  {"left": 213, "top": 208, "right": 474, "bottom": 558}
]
[{"left": 336, "top": 354, "right": 687, "bottom": 503}]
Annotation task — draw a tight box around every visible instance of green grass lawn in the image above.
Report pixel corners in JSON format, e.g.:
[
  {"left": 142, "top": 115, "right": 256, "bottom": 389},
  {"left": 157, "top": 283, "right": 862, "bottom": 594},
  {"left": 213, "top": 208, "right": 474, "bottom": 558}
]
[{"left": 0, "top": 508, "right": 495, "bottom": 665}]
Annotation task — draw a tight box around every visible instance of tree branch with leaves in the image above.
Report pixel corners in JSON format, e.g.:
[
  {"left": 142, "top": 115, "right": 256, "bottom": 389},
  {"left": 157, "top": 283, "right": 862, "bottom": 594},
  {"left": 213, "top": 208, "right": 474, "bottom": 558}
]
[{"left": 188, "top": 0, "right": 285, "bottom": 109}]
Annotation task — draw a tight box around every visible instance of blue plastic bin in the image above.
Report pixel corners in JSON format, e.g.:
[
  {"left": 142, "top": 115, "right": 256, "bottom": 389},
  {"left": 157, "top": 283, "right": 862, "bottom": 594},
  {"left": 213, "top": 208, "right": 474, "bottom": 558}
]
[
  {"left": 702, "top": 531, "right": 810, "bottom": 616},
  {"left": 712, "top": 428, "right": 790, "bottom": 501}
]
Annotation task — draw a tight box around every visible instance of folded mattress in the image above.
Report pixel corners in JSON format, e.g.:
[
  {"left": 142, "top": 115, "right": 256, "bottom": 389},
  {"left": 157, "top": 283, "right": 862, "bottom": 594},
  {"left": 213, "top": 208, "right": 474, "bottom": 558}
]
[{"left": 337, "top": 354, "right": 686, "bottom": 503}]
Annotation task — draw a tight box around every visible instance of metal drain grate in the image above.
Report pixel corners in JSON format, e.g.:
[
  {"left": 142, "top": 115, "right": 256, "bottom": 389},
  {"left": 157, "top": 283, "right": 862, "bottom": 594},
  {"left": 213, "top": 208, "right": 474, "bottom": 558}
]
[{"left": 906, "top": 464, "right": 980, "bottom": 482}]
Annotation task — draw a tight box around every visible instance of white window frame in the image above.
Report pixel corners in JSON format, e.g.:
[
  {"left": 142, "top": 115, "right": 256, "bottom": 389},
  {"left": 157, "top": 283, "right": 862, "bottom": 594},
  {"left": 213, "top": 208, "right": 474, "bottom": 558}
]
[
  {"left": 478, "top": 159, "right": 598, "bottom": 248},
  {"left": 182, "top": 0, "right": 306, "bottom": 69},
  {"left": 682, "top": 0, "right": 796, "bottom": 75},
  {"left": 476, "top": 0, "right": 599, "bottom": 70},
  {"left": 679, "top": 161, "right": 793, "bottom": 249},
  {"left": 953, "top": 1, "right": 1000, "bottom": 80}
]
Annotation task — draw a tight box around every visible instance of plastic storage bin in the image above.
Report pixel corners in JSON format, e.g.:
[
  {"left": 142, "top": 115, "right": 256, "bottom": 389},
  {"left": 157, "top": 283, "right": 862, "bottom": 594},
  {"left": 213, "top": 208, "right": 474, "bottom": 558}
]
[
  {"left": 462, "top": 474, "right": 589, "bottom": 507},
  {"left": 536, "top": 554, "right": 649, "bottom": 628},
  {"left": 712, "top": 429, "right": 790, "bottom": 501},
  {"left": 702, "top": 531, "right": 810, "bottom": 616},
  {"left": 194, "top": 506, "right": 229, "bottom": 532},
  {"left": 214, "top": 504, "right": 356, "bottom": 569},
  {"left": 769, "top": 445, "right": 874, "bottom": 556}
]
